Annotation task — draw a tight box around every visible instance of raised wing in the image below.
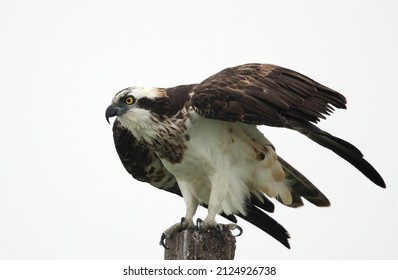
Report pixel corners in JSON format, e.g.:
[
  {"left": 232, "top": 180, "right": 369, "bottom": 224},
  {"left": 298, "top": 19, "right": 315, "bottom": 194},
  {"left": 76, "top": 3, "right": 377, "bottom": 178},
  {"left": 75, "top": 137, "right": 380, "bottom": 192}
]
[
  {"left": 192, "top": 63, "right": 346, "bottom": 126},
  {"left": 192, "top": 63, "right": 385, "bottom": 188}
]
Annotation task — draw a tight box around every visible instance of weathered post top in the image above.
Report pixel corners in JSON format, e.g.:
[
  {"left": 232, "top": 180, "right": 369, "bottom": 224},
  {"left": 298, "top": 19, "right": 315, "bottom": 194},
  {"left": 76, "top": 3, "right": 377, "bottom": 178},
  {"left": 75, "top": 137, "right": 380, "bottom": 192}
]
[{"left": 163, "top": 227, "right": 236, "bottom": 260}]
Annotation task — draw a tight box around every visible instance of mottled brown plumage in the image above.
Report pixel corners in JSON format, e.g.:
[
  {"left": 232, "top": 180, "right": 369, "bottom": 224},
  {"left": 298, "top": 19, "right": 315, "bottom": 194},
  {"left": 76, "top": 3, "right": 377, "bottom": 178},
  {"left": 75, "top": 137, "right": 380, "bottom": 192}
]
[{"left": 192, "top": 63, "right": 346, "bottom": 125}]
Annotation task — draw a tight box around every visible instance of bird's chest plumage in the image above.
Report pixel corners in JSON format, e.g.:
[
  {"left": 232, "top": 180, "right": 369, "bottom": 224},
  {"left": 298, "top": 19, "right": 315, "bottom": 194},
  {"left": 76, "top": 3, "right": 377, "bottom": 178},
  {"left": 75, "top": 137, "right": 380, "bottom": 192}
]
[
  {"left": 159, "top": 112, "right": 272, "bottom": 210},
  {"left": 117, "top": 105, "right": 191, "bottom": 164},
  {"left": 157, "top": 112, "right": 231, "bottom": 203},
  {"left": 148, "top": 117, "right": 191, "bottom": 164},
  {"left": 123, "top": 107, "right": 282, "bottom": 212},
  {"left": 159, "top": 111, "right": 240, "bottom": 181}
]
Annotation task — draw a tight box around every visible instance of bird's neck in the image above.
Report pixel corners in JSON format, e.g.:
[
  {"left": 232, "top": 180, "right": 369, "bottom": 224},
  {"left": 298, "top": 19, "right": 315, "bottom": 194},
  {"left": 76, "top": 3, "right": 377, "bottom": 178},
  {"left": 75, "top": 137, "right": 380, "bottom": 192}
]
[{"left": 118, "top": 108, "right": 190, "bottom": 163}]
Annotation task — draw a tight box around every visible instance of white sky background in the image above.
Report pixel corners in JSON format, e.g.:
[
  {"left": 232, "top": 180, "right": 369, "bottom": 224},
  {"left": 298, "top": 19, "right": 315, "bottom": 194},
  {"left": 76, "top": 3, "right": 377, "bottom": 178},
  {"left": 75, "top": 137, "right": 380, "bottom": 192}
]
[{"left": 0, "top": 0, "right": 397, "bottom": 260}]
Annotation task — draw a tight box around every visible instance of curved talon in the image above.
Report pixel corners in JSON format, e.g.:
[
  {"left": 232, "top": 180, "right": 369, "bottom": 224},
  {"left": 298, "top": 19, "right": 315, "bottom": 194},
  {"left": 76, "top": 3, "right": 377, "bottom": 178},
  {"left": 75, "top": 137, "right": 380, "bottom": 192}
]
[
  {"left": 159, "top": 233, "right": 169, "bottom": 250},
  {"left": 196, "top": 218, "right": 204, "bottom": 229},
  {"left": 179, "top": 217, "right": 186, "bottom": 230},
  {"left": 232, "top": 224, "right": 243, "bottom": 237}
]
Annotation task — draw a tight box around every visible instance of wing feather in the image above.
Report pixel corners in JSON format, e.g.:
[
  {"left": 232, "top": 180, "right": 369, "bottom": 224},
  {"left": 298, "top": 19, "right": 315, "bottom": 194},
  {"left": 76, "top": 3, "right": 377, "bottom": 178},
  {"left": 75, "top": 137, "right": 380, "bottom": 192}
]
[
  {"left": 192, "top": 63, "right": 385, "bottom": 188},
  {"left": 192, "top": 63, "right": 346, "bottom": 125}
]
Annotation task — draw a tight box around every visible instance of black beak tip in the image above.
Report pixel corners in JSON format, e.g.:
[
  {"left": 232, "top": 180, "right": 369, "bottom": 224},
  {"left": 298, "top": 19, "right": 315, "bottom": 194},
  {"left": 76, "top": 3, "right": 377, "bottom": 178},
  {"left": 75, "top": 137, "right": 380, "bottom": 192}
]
[{"left": 105, "top": 105, "right": 118, "bottom": 124}]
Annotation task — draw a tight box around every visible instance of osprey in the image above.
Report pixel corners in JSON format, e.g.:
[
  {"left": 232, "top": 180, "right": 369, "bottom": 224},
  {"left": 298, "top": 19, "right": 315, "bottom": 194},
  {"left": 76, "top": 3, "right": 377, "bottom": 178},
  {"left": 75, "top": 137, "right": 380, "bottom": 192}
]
[{"left": 105, "top": 63, "right": 385, "bottom": 248}]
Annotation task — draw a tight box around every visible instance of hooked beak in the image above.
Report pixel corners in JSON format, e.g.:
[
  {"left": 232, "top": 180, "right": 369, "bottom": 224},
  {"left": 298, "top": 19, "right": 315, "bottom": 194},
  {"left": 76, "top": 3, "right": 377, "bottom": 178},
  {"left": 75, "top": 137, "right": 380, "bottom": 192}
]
[{"left": 105, "top": 104, "right": 119, "bottom": 124}]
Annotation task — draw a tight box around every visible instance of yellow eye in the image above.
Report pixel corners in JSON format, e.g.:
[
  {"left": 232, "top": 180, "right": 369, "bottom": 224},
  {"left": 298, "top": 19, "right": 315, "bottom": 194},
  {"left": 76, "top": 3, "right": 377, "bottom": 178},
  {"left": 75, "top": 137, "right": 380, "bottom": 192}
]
[{"left": 124, "top": 96, "right": 135, "bottom": 105}]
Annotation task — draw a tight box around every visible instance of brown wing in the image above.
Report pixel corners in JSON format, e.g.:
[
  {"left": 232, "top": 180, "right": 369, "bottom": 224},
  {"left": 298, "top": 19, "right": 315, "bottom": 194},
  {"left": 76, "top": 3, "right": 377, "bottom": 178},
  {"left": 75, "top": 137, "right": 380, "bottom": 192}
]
[
  {"left": 112, "top": 119, "right": 178, "bottom": 191},
  {"left": 192, "top": 63, "right": 385, "bottom": 188},
  {"left": 192, "top": 63, "right": 346, "bottom": 126}
]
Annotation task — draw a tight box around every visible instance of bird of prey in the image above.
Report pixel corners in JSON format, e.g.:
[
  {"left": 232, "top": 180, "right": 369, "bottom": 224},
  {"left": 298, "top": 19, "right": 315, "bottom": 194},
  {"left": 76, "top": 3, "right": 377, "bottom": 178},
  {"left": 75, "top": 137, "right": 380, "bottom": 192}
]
[{"left": 105, "top": 63, "right": 385, "bottom": 248}]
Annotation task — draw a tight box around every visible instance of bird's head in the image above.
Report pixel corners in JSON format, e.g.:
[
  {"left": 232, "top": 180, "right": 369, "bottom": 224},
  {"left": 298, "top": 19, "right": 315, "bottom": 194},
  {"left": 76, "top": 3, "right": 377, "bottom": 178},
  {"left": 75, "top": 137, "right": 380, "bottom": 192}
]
[{"left": 105, "top": 86, "right": 166, "bottom": 124}]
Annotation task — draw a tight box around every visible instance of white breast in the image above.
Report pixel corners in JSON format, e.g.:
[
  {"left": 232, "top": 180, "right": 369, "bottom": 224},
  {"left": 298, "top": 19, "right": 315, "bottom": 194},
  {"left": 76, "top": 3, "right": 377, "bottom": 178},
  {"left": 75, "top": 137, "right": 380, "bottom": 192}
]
[{"left": 161, "top": 111, "right": 292, "bottom": 216}]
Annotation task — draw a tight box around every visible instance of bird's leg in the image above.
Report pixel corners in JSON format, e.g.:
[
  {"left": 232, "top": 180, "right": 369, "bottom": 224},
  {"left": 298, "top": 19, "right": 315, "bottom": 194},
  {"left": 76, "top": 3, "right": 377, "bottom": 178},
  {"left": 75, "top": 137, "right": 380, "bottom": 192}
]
[
  {"left": 179, "top": 182, "right": 200, "bottom": 227},
  {"left": 160, "top": 185, "right": 199, "bottom": 248},
  {"left": 196, "top": 173, "right": 242, "bottom": 236},
  {"left": 201, "top": 172, "right": 227, "bottom": 227}
]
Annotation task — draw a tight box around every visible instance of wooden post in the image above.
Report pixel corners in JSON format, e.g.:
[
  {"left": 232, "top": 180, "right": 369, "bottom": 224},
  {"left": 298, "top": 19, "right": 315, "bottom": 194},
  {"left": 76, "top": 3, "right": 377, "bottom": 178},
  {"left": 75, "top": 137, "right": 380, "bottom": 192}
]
[{"left": 163, "top": 227, "right": 236, "bottom": 260}]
